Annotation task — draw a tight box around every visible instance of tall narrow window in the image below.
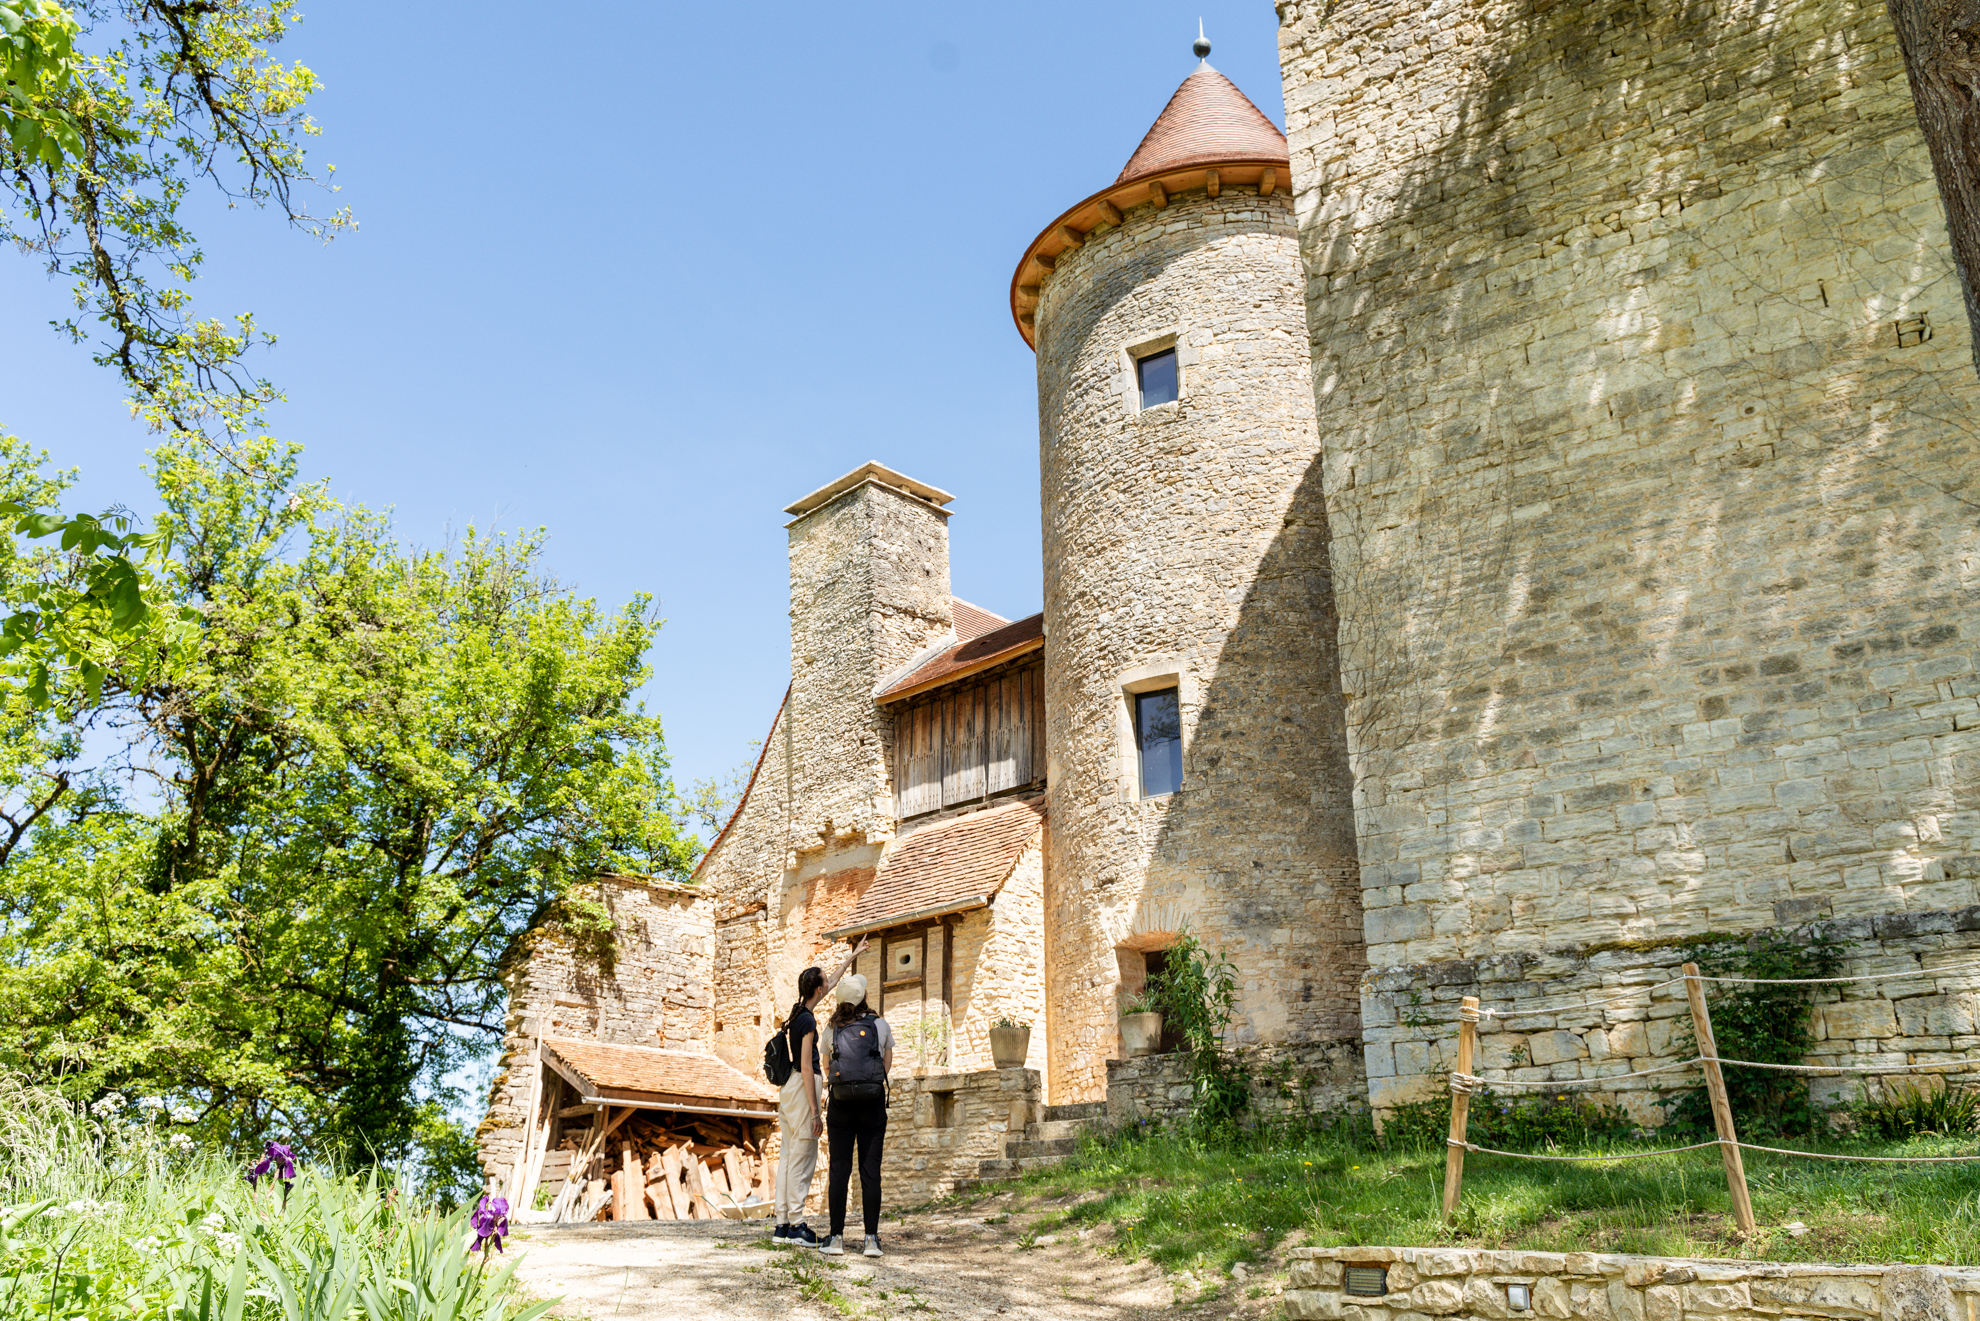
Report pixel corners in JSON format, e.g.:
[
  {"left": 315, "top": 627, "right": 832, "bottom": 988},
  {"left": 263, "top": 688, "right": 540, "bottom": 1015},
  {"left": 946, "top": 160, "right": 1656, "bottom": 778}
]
[
  {"left": 1134, "top": 688, "right": 1182, "bottom": 797},
  {"left": 1136, "top": 347, "right": 1178, "bottom": 408}
]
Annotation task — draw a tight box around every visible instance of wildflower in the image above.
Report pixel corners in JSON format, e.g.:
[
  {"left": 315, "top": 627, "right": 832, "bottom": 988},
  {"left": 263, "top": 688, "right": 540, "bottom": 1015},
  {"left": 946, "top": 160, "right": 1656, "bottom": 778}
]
[
  {"left": 169, "top": 1133, "right": 195, "bottom": 1152},
  {"left": 170, "top": 1108, "right": 197, "bottom": 1124},
  {"left": 89, "top": 1093, "right": 125, "bottom": 1118},
  {"left": 133, "top": 1236, "right": 161, "bottom": 1255},
  {"left": 247, "top": 1141, "right": 296, "bottom": 1187},
  {"left": 200, "top": 1213, "right": 226, "bottom": 1234},
  {"left": 213, "top": 1231, "right": 242, "bottom": 1256},
  {"left": 471, "top": 1195, "right": 510, "bottom": 1254},
  {"left": 136, "top": 1097, "right": 167, "bottom": 1114},
  {"left": 62, "top": 1199, "right": 109, "bottom": 1218}
]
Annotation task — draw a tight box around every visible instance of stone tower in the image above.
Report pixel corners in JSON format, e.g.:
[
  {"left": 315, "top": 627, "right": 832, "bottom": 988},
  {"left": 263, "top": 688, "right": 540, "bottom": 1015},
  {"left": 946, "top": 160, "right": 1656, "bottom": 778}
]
[{"left": 1014, "top": 46, "right": 1365, "bottom": 1102}]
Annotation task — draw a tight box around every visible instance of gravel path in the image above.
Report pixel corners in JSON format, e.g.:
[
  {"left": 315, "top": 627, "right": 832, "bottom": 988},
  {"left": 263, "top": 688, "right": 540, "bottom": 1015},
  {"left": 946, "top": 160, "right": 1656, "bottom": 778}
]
[{"left": 508, "top": 1202, "right": 1192, "bottom": 1321}]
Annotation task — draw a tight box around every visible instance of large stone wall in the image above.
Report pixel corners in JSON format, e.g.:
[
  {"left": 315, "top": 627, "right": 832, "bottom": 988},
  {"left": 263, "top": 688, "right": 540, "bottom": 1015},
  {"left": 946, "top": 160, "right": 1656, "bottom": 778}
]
[
  {"left": 1284, "top": 1246, "right": 1975, "bottom": 1321},
  {"left": 1034, "top": 183, "right": 1366, "bottom": 1104},
  {"left": 1106, "top": 1038, "right": 1366, "bottom": 1127},
  {"left": 478, "top": 877, "right": 714, "bottom": 1188},
  {"left": 1275, "top": 0, "right": 1980, "bottom": 1034},
  {"left": 868, "top": 1067, "right": 1044, "bottom": 1211},
  {"left": 1363, "top": 909, "right": 1980, "bottom": 1117}
]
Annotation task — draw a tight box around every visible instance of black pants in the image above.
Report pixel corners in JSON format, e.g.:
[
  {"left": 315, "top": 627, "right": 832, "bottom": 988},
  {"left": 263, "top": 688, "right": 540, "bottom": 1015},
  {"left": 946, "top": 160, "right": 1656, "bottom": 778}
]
[{"left": 826, "top": 1093, "right": 887, "bottom": 1238}]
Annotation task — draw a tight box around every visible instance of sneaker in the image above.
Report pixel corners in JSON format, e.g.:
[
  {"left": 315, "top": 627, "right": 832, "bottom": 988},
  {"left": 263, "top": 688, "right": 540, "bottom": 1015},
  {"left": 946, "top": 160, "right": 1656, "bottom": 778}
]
[
  {"left": 769, "top": 1224, "right": 794, "bottom": 1246},
  {"left": 862, "top": 1235, "right": 883, "bottom": 1258},
  {"left": 817, "top": 1233, "right": 845, "bottom": 1256},
  {"left": 789, "top": 1223, "right": 819, "bottom": 1247}
]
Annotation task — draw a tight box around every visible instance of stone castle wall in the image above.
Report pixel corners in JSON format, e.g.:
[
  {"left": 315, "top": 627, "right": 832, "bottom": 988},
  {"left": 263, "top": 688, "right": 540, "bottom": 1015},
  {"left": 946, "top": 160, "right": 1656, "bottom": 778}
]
[
  {"left": 478, "top": 877, "right": 714, "bottom": 1187},
  {"left": 1105, "top": 1038, "right": 1366, "bottom": 1128},
  {"left": 1363, "top": 908, "right": 1980, "bottom": 1118},
  {"left": 1034, "top": 183, "right": 1366, "bottom": 1103},
  {"left": 1275, "top": 0, "right": 1980, "bottom": 1038}
]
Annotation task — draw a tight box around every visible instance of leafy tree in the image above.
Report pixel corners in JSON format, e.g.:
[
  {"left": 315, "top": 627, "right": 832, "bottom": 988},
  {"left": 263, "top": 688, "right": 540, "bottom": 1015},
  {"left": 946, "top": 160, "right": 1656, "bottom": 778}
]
[{"left": 0, "top": 440, "right": 698, "bottom": 1160}]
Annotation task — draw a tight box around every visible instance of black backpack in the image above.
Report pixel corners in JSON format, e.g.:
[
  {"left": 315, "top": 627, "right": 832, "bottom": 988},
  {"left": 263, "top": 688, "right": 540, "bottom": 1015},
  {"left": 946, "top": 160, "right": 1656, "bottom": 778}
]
[
  {"left": 829, "top": 1015, "right": 887, "bottom": 1102},
  {"left": 763, "top": 1004, "right": 801, "bottom": 1086}
]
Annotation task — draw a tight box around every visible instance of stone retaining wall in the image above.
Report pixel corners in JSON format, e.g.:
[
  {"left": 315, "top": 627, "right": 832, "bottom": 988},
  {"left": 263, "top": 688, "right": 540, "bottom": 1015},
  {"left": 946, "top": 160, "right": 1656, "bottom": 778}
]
[
  {"left": 1363, "top": 910, "right": 1980, "bottom": 1123},
  {"left": 865, "top": 1067, "right": 1042, "bottom": 1211},
  {"left": 1285, "top": 1247, "right": 1975, "bottom": 1321},
  {"left": 1105, "top": 1038, "right": 1367, "bottom": 1127}
]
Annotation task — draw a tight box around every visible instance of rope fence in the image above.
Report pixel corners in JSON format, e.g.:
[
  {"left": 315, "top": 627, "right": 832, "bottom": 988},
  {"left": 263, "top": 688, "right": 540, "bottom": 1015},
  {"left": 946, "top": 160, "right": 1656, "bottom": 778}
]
[{"left": 1438, "top": 959, "right": 1980, "bottom": 1236}]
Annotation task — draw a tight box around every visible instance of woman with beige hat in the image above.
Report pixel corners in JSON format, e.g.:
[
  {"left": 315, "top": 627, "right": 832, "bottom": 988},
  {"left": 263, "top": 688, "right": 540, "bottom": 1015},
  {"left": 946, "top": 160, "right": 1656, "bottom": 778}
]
[{"left": 818, "top": 972, "right": 893, "bottom": 1258}]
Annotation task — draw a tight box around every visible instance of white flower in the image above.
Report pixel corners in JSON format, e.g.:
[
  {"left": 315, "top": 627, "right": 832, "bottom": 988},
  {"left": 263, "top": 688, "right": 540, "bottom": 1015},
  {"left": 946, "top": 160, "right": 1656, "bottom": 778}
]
[
  {"left": 135, "top": 1097, "right": 167, "bottom": 1113},
  {"left": 169, "top": 1133, "right": 195, "bottom": 1151},
  {"left": 89, "top": 1093, "right": 125, "bottom": 1117},
  {"left": 199, "top": 1212, "right": 226, "bottom": 1234},
  {"left": 63, "top": 1199, "right": 108, "bottom": 1218},
  {"left": 212, "top": 1231, "right": 242, "bottom": 1256},
  {"left": 170, "top": 1108, "right": 197, "bottom": 1124},
  {"left": 133, "top": 1236, "right": 162, "bottom": 1255},
  {"left": 286, "top": 494, "right": 301, "bottom": 511}
]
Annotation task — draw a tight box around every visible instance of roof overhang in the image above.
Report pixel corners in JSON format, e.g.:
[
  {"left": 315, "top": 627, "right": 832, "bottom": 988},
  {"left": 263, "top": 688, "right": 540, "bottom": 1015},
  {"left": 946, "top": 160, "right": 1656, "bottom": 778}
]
[
  {"left": 875, "top": 634, "right": 1043, "bottom": 705},
  {"left": 539, "top": 1040, "right": 777, "bottom": 1117},
  {"left": 1009, "top": 159, "right": 1287, "bottom": 349},
  {"left": 822, "top": 894, "right": 993, "bottom": 941},
  {"left": 784, "top": 461, "right": 955, "bottom": 521}
]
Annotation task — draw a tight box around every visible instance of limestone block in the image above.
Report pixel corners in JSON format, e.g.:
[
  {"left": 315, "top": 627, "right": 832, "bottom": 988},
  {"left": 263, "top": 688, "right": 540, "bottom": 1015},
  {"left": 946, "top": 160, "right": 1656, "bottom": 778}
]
[
  {"left": 1535, "top": 1278, "right": 1572, "bottom": 1318},
  {"left": 1412, "top": 1281, "right": 1465, "bottom": 1314},
  {"left": 1609, "top": 1283, "right": 1646, "bottom": 1321},
  {"left": 1895, "top": 995, "right": 1979, "bottom": 1038},
  {"left": 1417, "top": 1251, "right": 1473, "bottom": 1278},
  {"left": 1528, "top": 1030, "right": 1589, "bottom": 1066},
  {"left": 1467, "top": 1279, "right": 1512, "bottom": 1319},
  {"left": 1680, "top": 1283, "right": 1751, "bottom": 1314},
  {"left": 1820, "top": 1000, "right": 1900, "bottom": 1041},
  {"left": 1287, "top": 1292, "right": 1344, "bottom": 1321},
  {"left": 1748, "top": 1277, "right": 1879, "bottom": 1317},
  {"left": 1883, "top": 1267, "right": 1957, "bottom": 1321},
  {"left": 1644, "top": 1285, "right": 1683, "bottom": 1321}
]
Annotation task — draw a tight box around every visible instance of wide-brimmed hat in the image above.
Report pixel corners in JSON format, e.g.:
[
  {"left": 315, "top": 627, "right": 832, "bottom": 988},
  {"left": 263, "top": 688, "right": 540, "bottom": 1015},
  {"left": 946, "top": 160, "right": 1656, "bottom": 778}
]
[{"left": 835, "top": 973, "right": 867, "bottom": 1005}]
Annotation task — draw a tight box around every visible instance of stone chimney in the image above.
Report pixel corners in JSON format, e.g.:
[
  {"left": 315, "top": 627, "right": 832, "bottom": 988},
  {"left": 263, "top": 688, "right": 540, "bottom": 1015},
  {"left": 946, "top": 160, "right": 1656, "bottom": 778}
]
[{"left": 782, "top": 462, "right": 955, "bottom": 852}]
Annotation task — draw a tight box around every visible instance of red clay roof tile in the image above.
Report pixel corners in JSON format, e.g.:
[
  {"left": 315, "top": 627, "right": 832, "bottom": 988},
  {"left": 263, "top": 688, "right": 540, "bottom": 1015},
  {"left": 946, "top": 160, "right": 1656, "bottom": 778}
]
[
  {"left": 876, "top": 612, "right": 1042, "bottom": 703},
  {"left": 1115, "top": 67, "right": 1288, "bottom": 187},
  {"left": 542, "top": 1038, "right": 778, "bottom": 1108},
  {"left": 827, "top": 796, "right": 1046, "bottom": 937},
  {"left": 951, "top": 598, "right": 1009, "bottom": 642}
]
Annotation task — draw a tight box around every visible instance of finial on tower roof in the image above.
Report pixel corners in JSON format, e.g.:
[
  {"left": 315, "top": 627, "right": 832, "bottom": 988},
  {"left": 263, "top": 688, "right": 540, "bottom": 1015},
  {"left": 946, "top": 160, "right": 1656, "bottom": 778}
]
[{"left": 1193, "top": 19, "right": 1211, "bottom": 62}]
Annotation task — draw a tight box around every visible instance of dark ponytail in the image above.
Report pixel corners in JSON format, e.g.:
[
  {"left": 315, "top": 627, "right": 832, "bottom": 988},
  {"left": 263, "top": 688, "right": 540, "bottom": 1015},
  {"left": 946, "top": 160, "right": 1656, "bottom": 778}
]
[{"left": 797, "top": 966, "right": 825, "bottom": 1004}]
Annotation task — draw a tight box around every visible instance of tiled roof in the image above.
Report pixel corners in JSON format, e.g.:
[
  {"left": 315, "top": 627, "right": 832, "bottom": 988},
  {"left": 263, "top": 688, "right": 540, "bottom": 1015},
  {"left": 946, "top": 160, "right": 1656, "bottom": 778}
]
[
  {"left": 1114, "top": 67, "right": 1288, "bottom": 187},
  {"left": 876, "top": 612, "right": 1043, "bottom": 704},
  {"left": 951, "top": 598, "right": 1009, "bottom": 642},
  {"left": 542, "top": 1038, "right": 778, "bottom": 1109},
  {"left": 826, "top": 797, "right": 1046, "bottom": 937}
]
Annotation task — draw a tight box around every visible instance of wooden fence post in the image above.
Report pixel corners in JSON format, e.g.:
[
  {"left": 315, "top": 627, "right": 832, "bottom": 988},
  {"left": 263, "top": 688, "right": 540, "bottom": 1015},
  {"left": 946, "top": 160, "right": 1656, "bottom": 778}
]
[
  {"left": 1442, "top": 994, "right": 1479, "bottom": 1223},
  {"left": 1682, "top": 961, "right": 1758, "bottom": 1237}
]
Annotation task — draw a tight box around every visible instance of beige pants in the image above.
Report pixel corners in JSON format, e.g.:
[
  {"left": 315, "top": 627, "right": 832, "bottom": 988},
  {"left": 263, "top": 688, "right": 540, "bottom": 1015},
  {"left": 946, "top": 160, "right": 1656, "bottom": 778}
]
[{"left": 776, "top": 1072, "right": 819, "bottom": 1224}]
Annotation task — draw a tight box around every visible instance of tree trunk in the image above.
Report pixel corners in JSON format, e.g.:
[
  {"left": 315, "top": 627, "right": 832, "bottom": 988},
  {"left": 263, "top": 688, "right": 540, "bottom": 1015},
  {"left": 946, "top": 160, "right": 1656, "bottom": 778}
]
[{"left": 1887, "top": 0, "right": 1980, "bottom": 376}]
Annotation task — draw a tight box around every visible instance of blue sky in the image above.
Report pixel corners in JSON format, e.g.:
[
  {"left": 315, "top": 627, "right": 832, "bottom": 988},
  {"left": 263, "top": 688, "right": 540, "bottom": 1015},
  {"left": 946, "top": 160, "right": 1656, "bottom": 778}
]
[{"left": 0, "top": 1, "right": 1291, "bottom": 825}]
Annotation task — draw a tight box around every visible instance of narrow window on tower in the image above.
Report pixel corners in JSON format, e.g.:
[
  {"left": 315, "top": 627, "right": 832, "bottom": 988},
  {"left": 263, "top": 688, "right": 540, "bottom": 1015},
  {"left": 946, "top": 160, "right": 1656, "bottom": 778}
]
[
  {"left": 1134, "top": 688, "right": 1183, "bottom": 798},
  {"left": 1136, "top": 347, "right": 1179, "bottom": 409}
]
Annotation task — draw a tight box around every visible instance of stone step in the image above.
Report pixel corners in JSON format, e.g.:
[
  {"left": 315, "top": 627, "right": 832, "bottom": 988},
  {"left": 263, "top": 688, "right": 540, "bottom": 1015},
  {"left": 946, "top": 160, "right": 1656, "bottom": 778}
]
[
  {"left": 1042, "top": 1101, "right": 1106, "bottom": 1122},
  {"left": 1023, "top": 1118, "right": 1096, "bottom": 1142},
  {"left": 1005, "top": 1137, "right": 1081, "bottom": 1159}
]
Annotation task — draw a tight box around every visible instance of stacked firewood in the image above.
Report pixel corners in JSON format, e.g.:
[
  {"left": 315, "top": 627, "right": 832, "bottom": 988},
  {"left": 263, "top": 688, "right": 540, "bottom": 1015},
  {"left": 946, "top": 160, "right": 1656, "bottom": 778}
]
[{"left": 547, "top": 1110, "right": 775, "bottom": 1222}]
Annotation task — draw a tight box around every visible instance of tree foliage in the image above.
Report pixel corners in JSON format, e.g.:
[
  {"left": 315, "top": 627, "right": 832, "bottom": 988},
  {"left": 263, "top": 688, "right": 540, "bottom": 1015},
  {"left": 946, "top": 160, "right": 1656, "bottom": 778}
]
[{"left": 0, "top": 441, "right": 698, "bottom": 1159}]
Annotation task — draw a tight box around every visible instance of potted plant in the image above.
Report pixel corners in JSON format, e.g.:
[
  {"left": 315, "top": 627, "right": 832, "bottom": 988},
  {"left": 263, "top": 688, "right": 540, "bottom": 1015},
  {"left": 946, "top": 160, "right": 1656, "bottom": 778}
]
[
  {"left": 1119, "top": 994, "right": 1163, "bottom": 1058},
  {"left": 989, "top": 1015, "right": 1031, "bottom": 1069}
]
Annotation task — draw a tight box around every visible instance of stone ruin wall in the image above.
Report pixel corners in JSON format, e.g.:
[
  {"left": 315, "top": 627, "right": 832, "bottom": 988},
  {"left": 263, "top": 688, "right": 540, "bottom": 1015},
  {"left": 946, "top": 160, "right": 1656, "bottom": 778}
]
[
  {"left": 1034, "top": 184, "right": 1367, "bottom": 1105},
  {"left": 1276, "top": 0, "right": 1980, "bottom": 1107},
  {"left": 1284, "top": 1245, "right": 1973, "bottom": 1321},
  {"left": 478, "top": 878, "right": 714, "bottom": 1188}
]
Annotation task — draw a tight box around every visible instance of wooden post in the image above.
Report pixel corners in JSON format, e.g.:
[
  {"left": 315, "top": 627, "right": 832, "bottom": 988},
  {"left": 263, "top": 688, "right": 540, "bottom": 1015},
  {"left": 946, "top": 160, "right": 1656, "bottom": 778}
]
[
  {"left": 505, "top": 1039, "right": 544, "bottom": 1204},
  {"left": 1442, "top": 995, "right": 1479, "bottom": 1223},
  {"left": 1683, "top": 961, "right": 1758, "bottom": 1238}
]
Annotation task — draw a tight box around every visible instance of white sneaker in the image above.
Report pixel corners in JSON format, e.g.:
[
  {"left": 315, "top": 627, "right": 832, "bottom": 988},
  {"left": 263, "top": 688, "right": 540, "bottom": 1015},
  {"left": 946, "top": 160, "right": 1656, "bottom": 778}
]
[
  {"left": 863, "top": 1235, "right": 883, "bottom": 1258},
  {"left": 817, "top": 1234, "right": 844, "bottom": 1256}
]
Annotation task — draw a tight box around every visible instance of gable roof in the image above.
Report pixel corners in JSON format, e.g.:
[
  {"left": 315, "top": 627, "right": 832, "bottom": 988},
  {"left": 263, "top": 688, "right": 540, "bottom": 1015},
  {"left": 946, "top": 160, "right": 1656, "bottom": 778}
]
[
  {"left": 1115, "top": 67, "right": 1289, "bottom": 187},
  {"left": 823, "top": 796, "right": 1046, "bottom": 938},
  {"left": 875, "top": 612, "right": 1043, "bottom": 705},
  {"left": 541, "top": 1038, "right": 778, "bottom": 1115}
]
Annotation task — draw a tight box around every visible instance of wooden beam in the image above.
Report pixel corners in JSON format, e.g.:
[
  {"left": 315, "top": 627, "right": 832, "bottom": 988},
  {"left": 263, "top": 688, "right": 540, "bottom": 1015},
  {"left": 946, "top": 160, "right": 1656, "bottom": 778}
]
[
  {"left": 1259, "top": 168, "right": 1277, "bottom": 197},
  {"left": 1016, "top": 284, "right": 1040, "bottom": 300},
  {"left": 1094, "top": 198, "right": 1123, "bottom": 225},
  {"left": 1033, "top": 251, "right": 1057, "bottom": 272},
  {"left": 1149, "top": 179, "right": 1168, "bottom": 208},
  {"left": 1057, "top": 224, "right": 1085, "bottom": 248},
  {"left": 556, "top": 1103, "right": 602, "bottom": 1119},
  {"left": 1206, "top": 168, "right": 1221, "bottom": 198}
]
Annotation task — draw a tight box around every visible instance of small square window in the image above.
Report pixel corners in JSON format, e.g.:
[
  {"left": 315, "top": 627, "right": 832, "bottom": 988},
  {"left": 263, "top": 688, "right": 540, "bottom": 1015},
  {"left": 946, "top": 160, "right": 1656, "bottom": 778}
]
[
  {"left": 1136, "top": 347, "right": 1178, "bottom": 409},
  {"left": 1134, "top": 688, "right": 1182, "bottom": 798}
]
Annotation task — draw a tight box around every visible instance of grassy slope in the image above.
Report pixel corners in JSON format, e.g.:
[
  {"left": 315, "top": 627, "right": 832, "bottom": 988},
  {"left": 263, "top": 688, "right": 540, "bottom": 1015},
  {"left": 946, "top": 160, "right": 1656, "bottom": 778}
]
[{"left": 948, "top": 1128, "right": 1980, "bottom": 1281}]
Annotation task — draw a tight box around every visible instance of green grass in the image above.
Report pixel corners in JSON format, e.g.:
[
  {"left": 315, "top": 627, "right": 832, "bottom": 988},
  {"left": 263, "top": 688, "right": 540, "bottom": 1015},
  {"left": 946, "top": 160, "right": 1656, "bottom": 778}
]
[{"left": 955, "top": 1124, "right": 1980, "bottom": 1280}]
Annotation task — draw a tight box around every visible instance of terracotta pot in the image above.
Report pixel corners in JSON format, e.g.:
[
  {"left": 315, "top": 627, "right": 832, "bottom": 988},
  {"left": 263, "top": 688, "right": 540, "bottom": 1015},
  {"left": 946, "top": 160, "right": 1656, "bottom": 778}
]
[
  {"left": 1120, "top": 1011, "right": 1164, "bottom": 1058},
  {"left": 989, "top": 1025, "right": 1031, "bottom": 1069}
]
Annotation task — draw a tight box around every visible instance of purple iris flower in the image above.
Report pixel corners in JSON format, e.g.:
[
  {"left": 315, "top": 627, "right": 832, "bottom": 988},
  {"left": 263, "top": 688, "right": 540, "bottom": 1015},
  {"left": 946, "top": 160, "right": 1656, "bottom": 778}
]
[
  {"left": 247, "top": 1141, "right": 297, "bottom": 1187},
  {"left": 471, "top": 1195, "right": 509, "bottom": 1253}
]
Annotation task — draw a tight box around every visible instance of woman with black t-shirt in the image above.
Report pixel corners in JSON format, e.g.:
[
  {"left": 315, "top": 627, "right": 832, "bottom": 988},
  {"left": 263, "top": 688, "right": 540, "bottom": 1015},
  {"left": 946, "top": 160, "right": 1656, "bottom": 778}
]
[{"left": 771, "top": 937, "right": 865, "bottom": 1246}]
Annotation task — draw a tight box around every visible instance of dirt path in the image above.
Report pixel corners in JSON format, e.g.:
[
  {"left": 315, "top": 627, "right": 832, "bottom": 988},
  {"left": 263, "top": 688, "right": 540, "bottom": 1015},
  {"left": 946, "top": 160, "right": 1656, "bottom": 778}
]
[{"left": 508, "top": 1196, "right": 1212, "bottom": 1321}]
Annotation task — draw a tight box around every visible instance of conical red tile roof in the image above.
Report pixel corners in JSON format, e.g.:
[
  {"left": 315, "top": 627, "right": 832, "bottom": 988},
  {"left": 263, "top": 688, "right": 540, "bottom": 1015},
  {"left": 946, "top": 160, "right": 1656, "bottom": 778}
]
[{"left": 1114, "top": 66, "right": 1288, "bottom": 187}]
